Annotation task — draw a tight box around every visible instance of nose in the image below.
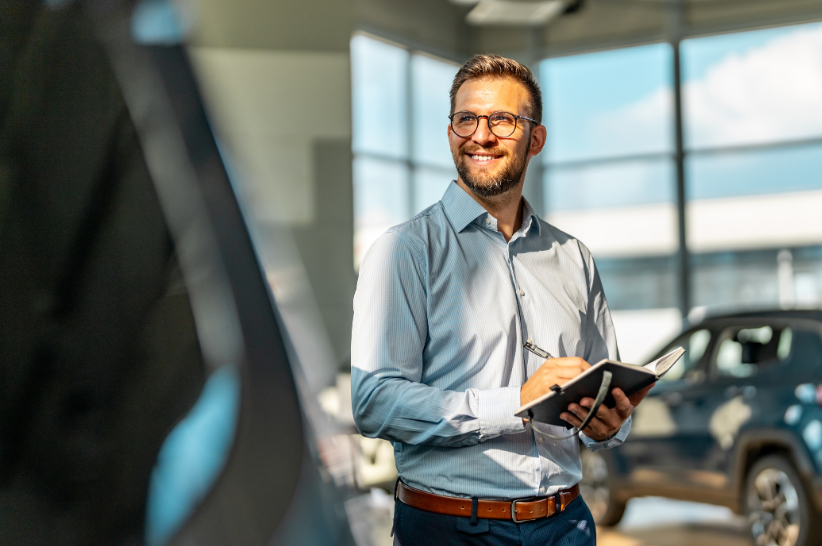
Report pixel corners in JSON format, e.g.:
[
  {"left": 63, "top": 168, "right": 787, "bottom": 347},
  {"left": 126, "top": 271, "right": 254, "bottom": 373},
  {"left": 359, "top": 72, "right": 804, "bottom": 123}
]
[{"left": 471, "top": 116, "right": 497, "bottom": 146}]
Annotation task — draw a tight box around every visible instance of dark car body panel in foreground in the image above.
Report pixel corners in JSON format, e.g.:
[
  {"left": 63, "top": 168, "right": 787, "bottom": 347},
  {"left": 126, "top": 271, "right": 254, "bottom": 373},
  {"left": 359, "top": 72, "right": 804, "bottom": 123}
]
[{"left": 605, "top": 310, "right": 822, "bottom": 514}]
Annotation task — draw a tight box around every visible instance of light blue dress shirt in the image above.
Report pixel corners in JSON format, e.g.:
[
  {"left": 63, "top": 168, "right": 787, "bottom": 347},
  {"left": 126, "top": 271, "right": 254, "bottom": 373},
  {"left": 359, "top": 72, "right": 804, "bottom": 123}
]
[{"left": 351, "top": 181, "right": 630, "bottom": 500}]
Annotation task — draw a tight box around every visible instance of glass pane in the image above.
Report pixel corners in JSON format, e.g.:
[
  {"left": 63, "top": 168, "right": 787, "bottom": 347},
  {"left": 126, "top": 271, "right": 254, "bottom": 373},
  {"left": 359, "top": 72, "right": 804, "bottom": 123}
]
[
  {"left": 714, "top": 325, "right": 785, "bottom": 379},
  {"left": 541, "top": 43, "right": 672, "bottom": 163},
  {"left": 691, "top": 247, "right": 822, "bottom": 310},
  {"left": 413, "top": 166, "right": 454, "bottom": 214},
  {"left": 353, "top": 156, "right": 410, "bottom": 269},
  {"left": 660, "top": 328, "right": 711, "bottom": 382},
  {"left": 687, "top": 143, "right": 822, "bottom": 200},
  {"left": 682, "top": 22, "right": 822, "bottom": 149},
  {"left": 692, "top": 251, "right": 780, "bottom": 309},
  {"left": 596, "top": 256, "right": 677, "bottom": 311},
  {"left": 543, "top": 159, "right": 677, "bottom": 258},
  {"left": 545, "top": 158, "right": 673, "bottom": 211},
  {"left": 686, "top": 144, "right": 822, "bottom": 253},
  {"left": 411, "top": 54, "right": 458, "bottom": 168},
  {"left": 351, "top": 34, "right": 409, "bottom": 159}
]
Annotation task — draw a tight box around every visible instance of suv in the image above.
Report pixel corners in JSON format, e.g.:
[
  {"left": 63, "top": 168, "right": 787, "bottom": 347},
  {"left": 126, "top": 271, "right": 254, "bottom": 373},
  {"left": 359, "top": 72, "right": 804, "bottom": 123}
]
[{"left": 580, "top": 310, "right": 822, "bottom": 546}]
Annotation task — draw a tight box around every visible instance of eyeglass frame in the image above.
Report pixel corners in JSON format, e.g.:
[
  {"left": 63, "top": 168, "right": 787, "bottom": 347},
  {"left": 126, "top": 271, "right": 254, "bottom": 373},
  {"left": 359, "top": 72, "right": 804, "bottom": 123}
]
[{"left": 448, "top": 110, "right": 540, "bottom": 139}]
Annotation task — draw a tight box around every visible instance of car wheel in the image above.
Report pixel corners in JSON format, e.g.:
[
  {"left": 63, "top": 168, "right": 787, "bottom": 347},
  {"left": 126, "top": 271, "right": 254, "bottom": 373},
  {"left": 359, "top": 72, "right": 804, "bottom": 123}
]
[
  {"left": 745, "top": 455, "right": 822, "bottom": 546},
  {"left": 579, "top": 448, "right": 626, "bottom": 526}
]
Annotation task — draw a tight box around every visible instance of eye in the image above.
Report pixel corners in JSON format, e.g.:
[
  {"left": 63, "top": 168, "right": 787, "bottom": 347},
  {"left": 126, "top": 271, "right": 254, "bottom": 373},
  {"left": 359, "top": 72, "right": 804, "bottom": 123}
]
[
  {"left": 490, "top": 112, "right": 515, "bottom": 125},
  {"left": 456, "top": 113, "right": 476, "bottom": 124}
]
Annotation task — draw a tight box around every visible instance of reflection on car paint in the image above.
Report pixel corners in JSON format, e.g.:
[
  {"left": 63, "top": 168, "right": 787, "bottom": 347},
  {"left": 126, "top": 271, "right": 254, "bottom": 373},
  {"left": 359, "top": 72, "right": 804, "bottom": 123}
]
[
  {"left": 785, "top": 404, "right": 803, "bottom": 425},
  {"left": 709, "top": 396, "right": 752, "bottom": 450},
  {"left": 631, "top": 397, "right": 677, "bottom": 437},
  {"left": 803, "top": 419, "right": 822, "bottom": 450}
]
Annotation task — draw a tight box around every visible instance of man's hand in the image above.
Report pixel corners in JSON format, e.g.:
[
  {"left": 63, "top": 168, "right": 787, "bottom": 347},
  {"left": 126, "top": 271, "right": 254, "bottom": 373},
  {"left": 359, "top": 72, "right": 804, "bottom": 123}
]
[
  {"left": 560, "top": 383, "right": 655, "bottom": 441},
  {"left": 520, "top": 357, "right": 591, "bottom": 406}
]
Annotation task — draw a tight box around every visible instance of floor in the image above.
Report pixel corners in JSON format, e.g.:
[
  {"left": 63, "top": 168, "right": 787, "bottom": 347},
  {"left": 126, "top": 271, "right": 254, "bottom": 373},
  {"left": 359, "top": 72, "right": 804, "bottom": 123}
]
[{"left": 599, "top": 497, "right": 751, "bottom": 546}]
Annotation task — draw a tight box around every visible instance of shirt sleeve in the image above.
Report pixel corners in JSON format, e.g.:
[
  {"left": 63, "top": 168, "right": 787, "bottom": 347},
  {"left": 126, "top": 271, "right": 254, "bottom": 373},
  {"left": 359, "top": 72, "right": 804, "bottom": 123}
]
[
  {"left": 351, "top": 231, "right": 525, "bottom": 448},
  {"left": 578, "top": 245, "right": 632, "bottom": 450}
]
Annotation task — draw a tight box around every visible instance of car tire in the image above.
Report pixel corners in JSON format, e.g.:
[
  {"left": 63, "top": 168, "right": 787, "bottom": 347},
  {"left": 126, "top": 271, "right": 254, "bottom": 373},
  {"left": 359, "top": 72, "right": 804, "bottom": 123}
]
[
  {"left": 579, "top": 448, "right": 626, "bottom": 526},
  {"left": 745, "top": 455, "right": 822, "bottom": 546}
]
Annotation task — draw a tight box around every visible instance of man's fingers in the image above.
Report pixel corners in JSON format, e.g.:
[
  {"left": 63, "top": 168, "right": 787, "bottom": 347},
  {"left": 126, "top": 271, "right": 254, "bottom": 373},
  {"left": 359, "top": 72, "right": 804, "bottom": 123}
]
[
  {"left": 541, "top": 357, "right": 591, "bottom": 370},
  {"left": 627, "top": 383, "right": 655, "bottom": 406},
  {"left": 576, "top": 399, "right": 615, "bottom": 425},
  {"left": 611, "top": 389, "right": 633, "bottom": 415},
  {"left": 564, "top": 404, "right": 617, "bottom": 438}
]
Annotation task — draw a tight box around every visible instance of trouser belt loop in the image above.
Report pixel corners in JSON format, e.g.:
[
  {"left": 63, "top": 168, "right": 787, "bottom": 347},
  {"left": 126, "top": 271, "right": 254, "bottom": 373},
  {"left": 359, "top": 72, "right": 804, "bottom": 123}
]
[{"left": 470, "top": 497, "right": 479, "bottom": 526}]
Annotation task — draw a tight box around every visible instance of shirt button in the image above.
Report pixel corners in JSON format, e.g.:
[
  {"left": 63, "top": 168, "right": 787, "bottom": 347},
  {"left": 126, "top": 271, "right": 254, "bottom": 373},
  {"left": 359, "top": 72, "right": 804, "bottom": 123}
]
[
  {"left": 538, "top": 437, "right": 544, "bottom": 444},
  {"left": 519, "top": 289, "right": 525, "bottom": 297},
  {"left": 539, "top": 486, "right": 546, "bottom": 494},
  {"left": 485, "top": 217, "right": 491, "bottom": 224}
]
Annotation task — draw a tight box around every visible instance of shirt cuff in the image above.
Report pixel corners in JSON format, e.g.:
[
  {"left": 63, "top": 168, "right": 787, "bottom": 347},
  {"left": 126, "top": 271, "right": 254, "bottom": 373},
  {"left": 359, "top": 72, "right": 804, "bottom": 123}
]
[
  {"left": 476, "top": 386, "right": 526, "bottom": 439},
  {"left": 580, "top": 415, "right": 631, "bottom": 452}
]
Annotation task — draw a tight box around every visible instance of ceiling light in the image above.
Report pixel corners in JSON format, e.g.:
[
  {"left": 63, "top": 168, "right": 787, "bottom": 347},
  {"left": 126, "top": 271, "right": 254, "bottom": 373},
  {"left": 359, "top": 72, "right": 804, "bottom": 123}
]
[{"left": 466, "top": 0, "right": 567, "bottom": 26}]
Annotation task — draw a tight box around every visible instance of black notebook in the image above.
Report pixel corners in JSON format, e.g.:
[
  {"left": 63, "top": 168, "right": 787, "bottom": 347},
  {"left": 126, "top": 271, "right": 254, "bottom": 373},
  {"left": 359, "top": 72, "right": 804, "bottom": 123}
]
[{"left": 514, "top": 347, "right": 686, "bottom": 427}]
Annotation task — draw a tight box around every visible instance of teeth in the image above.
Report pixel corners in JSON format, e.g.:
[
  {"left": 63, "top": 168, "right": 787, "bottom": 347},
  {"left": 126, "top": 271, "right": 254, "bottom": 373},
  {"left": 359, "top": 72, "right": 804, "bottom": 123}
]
[{"left": 470, "top": 154, "right": 497, "bottom": 162}]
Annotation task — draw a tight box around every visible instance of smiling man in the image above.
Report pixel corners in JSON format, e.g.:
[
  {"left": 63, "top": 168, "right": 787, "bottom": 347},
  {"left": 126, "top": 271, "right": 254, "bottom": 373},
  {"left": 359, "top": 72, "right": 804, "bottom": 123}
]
[{"left": 351, "top": 54, "right": 652, "bottom": 546}]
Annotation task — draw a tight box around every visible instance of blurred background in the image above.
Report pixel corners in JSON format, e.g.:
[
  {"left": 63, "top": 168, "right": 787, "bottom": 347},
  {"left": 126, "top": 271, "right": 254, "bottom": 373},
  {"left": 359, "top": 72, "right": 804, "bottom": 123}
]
[{"left": 3, "top": 0, "right": 822, "bottom": 545}]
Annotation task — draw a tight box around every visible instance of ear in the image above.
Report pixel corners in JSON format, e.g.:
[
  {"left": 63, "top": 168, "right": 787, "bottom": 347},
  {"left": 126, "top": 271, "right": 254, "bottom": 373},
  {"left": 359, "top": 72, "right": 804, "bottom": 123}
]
[{"left": 528, "top": 124, "right": 547, "bottom": 157}]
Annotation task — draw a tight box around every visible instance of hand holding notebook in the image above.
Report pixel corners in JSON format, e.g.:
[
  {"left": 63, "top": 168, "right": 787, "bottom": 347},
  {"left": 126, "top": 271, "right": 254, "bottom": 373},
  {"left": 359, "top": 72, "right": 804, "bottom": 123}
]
[{"left": 517, "top": 346, "right": 686, "bottom": 428}]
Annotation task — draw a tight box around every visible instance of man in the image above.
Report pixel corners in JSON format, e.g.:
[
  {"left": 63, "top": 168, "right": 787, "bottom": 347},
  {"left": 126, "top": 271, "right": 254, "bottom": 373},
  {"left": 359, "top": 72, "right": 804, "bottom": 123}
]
[{"left": 351, "top": 54, "right": 653, "bottom": 545}]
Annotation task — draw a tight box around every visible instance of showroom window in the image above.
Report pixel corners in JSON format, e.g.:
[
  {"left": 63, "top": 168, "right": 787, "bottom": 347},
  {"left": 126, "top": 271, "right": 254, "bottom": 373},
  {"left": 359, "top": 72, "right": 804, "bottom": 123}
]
[
  {"left": 540, "top": 44, "right": 681, "bottom": 361},
  {"left": 539, "top": 22, "right": 822, "bottom": 361},
  {"left": 681, "top": 22, "right": 822, "bottom": 310},
  {"left": 351, "top": 34, "right": 458, "bottom": 268}
]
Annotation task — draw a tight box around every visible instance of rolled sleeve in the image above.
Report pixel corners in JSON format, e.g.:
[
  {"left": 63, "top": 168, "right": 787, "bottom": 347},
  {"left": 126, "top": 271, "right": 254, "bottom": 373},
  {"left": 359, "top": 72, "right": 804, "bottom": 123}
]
[
  {"left": 475, "top": 386, "right": 526, "bottom": 438},
  {"left": 580, "top": 415, "right": 631, "bottom": 452}
]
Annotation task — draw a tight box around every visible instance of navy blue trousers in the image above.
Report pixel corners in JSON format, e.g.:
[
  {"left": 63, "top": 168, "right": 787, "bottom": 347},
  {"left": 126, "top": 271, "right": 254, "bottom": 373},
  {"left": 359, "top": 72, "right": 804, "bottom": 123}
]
[{"left": 392, "top": 496, "right": 596, "bottom": 546}]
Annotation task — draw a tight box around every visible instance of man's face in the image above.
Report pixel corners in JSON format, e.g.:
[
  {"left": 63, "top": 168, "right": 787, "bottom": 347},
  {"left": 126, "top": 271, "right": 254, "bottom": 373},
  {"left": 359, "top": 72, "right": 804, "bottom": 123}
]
[{"left": 448, "top": 77, "right": 544, "bottom": 198}]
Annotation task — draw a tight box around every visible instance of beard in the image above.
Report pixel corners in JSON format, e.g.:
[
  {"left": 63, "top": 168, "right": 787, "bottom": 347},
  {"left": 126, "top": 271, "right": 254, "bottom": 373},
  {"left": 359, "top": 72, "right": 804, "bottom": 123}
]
[{"left": 454, "top": 141, "right": 530, "bottom": 198}]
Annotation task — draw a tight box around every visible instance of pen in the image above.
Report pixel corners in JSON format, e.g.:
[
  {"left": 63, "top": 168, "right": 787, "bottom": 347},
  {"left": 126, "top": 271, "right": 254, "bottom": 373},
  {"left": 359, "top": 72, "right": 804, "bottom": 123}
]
[{"left": 524, "top": 340, "right": 554, "bottom": 360}]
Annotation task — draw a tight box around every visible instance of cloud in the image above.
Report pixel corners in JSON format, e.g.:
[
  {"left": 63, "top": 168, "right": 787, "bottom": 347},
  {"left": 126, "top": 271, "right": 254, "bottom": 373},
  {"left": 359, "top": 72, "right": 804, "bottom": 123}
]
[
  {"left": 686, "top": 24, "right": 822, "bottom": 148},
  {"left": 591, "top": 87, "right": 672, "bottom": 156},
  {"left": 589, "top": 23, "right": 822, "bottom": 151}
]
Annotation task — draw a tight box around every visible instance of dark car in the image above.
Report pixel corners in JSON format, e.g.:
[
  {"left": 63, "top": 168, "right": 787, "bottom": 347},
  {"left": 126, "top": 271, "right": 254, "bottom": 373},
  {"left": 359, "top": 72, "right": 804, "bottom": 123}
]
[{"left": 580, "top": 309, "right": 822, "bottom": 546}]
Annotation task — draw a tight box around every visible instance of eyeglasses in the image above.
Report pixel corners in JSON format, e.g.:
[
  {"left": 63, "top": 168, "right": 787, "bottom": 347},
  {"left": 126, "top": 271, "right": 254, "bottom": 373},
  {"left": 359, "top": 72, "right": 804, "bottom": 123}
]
[{"left": 448, "top": 111, "right": 539, "bottom": 138}]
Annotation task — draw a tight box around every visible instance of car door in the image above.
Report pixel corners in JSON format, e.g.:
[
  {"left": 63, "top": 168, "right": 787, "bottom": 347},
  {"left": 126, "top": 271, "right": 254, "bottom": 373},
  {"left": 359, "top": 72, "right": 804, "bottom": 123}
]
[
  {"left": 674, "top": 321, "right": 793, "bottom": 489},
  {"left": 615, "top": 326, "right": 715, "bottom": 490}
]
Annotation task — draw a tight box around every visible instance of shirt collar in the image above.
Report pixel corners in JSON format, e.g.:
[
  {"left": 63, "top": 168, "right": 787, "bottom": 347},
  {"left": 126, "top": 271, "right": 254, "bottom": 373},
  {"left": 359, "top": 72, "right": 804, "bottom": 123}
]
[
  {"left": 520, "top": 196, "right": 542, "bottom": 236},
  {"left": 441, "top": 180, "right": 542, "bottom": 237},
  {"left": 441, "top": 181, "right": 488, "bottom": 232}
]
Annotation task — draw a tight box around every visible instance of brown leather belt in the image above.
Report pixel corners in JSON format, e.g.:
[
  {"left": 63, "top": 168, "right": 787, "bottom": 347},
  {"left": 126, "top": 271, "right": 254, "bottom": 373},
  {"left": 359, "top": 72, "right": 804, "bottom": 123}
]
[{"left": 396, "top": 481, "right": 580, "bottom": 523}]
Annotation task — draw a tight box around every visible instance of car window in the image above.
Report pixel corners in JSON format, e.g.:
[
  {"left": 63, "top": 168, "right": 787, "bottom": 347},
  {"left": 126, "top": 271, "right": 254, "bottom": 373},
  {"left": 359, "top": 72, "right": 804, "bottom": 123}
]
[
  {"left": 714, "top": 325, "right": 788, "bottom": 378},
  {"left": 659, "top": 328, "right": 711, "bottom": 382},
  {"left": 784, "top": 328, "right": 822, "bottom": 368}
]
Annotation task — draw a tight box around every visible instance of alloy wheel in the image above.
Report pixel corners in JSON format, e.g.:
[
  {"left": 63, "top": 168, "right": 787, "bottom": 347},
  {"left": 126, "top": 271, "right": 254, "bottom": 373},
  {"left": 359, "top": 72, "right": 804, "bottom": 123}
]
[{"left": 748, "top": 466, "right": 802, "bottom": 546}]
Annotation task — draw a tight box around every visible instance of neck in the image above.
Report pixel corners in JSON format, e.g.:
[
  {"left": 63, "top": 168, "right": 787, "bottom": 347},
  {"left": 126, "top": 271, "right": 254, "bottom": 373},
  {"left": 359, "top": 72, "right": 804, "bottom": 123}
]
[{"left": 457, "top": 178, "right": 525, "bottom": 242}]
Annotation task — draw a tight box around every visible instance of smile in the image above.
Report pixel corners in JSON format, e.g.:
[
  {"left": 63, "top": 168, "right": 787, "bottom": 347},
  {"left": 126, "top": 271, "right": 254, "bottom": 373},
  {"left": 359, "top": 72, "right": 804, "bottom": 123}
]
[{"left": 467, "top": 153, "right": 502, "bottom": 163}]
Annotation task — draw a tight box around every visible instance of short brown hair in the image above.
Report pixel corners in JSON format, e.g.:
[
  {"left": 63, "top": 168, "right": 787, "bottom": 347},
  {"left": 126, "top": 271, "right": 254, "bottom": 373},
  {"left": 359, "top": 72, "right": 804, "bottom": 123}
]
[{"left": 449, "top": 54, "right": 543, "bottom": 124}]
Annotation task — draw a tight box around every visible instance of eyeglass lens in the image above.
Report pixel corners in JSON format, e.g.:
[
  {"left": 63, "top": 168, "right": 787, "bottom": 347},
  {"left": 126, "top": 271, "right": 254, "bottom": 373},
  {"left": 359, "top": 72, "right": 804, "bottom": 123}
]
[{"left": 451, "top": 112, "right": 517, "bottom": 138}]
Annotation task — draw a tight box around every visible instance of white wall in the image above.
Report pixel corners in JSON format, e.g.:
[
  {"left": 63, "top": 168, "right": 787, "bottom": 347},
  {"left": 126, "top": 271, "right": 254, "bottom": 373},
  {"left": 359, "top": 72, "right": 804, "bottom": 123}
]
[{"left": 189, "top": 48, "right": 351, "bottom": 225}]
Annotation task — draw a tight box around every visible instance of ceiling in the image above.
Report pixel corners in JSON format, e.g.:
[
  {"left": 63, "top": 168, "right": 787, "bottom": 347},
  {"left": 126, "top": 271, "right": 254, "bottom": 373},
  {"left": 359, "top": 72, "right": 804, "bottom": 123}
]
[{"left": 187, "top": 0, "right": 822, "bottom": 61}]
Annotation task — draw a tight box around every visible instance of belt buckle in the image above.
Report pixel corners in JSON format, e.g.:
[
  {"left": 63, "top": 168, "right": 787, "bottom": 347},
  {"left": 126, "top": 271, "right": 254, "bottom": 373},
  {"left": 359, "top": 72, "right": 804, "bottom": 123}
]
[{"left": 510, "top": 496, "right": 537, "bottom": 524}]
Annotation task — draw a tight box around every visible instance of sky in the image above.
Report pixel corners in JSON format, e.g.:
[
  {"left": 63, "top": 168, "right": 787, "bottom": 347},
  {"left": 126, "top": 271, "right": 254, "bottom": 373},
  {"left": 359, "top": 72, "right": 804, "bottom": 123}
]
[{"left": 541, "top": 21, "right": 822, "bottom": 210}]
